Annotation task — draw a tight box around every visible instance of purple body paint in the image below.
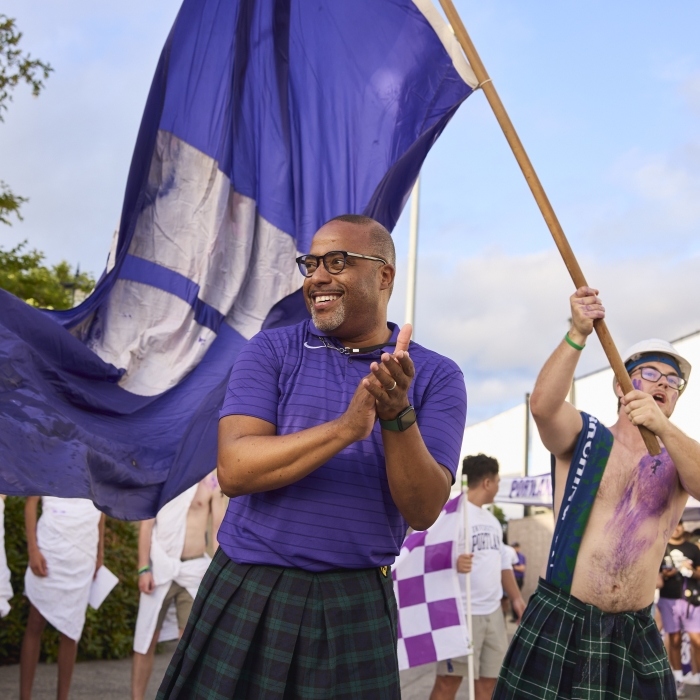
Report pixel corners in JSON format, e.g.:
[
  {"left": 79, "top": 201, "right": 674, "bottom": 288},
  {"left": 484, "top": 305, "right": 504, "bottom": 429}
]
[
  {"left": 632, "top": 378, "right": 642, "bottom": 391},
  {"left": 606, "top": 450, "right": 676, "bottom": 577}
]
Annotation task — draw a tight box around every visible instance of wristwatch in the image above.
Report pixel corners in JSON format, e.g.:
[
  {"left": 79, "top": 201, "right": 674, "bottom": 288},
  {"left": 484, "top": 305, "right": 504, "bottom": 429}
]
[{"left": 379, "top": 405, "right": 417, "bottom": 432}]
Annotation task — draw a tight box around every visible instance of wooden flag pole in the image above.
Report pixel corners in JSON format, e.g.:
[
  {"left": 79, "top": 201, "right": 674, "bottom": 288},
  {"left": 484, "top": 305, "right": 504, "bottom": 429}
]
[
  {"left": 438, "top": 0, "right": 660, "bottom": 455},
  {"left": 462, "top": 475, "right": 476, "bottom": 700}
]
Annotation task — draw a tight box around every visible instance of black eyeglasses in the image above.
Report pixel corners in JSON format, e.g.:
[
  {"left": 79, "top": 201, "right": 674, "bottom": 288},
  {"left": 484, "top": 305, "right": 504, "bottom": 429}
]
[
  {"left": 296, "top": 250, "right": 388, "bottom": 278},
  {"left": 630, "top": 366, "right": 686, "bottom": 392}
]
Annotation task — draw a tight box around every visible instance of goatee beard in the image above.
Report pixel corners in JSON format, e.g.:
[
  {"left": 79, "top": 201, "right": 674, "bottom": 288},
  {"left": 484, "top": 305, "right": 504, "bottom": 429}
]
[{"left": 310, "top": 303, "right": 346, "bottom": 333}]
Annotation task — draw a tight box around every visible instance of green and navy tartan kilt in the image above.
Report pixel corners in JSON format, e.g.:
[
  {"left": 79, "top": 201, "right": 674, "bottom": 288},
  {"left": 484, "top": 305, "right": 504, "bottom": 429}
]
[
  {"left": 156, "top": 548, "right": 399, "bottom": 700},
  {"left": 494, "top": 578, "right": 675, "bottom": 700}
]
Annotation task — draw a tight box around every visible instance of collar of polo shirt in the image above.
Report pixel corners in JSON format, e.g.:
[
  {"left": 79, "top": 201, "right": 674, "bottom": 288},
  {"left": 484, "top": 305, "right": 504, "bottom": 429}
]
[{"left": 309, "top": 320, "right": 401, "bottom": 353}]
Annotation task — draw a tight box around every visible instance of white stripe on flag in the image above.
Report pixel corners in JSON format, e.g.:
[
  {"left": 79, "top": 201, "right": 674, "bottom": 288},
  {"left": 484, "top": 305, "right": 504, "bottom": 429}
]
[
  {"left": 411, "top": 0, "right": 478, "bottom": 88},
  {"left": 89, "top": 131, "right": 301, "bottom": 396}
]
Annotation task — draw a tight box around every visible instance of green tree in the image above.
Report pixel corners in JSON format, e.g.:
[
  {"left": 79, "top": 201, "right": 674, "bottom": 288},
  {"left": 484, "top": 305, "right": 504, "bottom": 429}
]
[
  {"left": 0, "top": 241, "right": 95, "bottom": 310},
  {"left": 1, "top": 15, "right": 52, "bottom": 225},
  {"left": 487, "top": 504, "right": 507, "bottom": 534}
]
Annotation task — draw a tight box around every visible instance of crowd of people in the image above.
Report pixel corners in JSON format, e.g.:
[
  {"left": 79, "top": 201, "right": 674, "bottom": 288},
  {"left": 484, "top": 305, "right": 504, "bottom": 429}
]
[
  {"left": 1, "top": 455, "right": 533, "bottom": 700},
  {"left": 7, "top": 467, "right": 700, "bottom": 699},
  {"left": 0, "top": 472, "right": 226, "bottom": 700}
]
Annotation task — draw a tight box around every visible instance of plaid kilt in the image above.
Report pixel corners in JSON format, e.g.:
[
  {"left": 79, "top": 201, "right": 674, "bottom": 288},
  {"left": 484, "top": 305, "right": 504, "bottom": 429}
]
[
  {"left": 494, "top": 578, "right": 675, "bottom": 700},
  {"left": 156, "top": 548, "right": 399, "bottom": 700}
]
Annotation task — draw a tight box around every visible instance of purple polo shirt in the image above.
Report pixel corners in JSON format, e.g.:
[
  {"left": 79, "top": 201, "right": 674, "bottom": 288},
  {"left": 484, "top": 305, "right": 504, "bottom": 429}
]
[{"left": 217, "top": 319, "right": 467, "bottom": 571}]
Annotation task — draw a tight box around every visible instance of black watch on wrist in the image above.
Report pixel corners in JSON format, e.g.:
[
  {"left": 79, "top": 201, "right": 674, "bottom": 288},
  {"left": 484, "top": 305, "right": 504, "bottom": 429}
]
[{"left": 379, "top": 405, "right": 417, "bottom": 432}]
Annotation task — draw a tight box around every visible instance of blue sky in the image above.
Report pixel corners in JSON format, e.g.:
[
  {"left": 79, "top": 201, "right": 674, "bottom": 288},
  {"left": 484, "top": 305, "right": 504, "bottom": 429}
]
[{"left": 2, "top": 0, "right": 700, "bottom": 423}]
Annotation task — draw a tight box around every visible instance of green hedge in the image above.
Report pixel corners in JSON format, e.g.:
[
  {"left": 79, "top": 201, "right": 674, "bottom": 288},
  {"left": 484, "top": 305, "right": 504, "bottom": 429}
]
[{"left": 0, "top": 497, "right": 140, "bottom": 664}]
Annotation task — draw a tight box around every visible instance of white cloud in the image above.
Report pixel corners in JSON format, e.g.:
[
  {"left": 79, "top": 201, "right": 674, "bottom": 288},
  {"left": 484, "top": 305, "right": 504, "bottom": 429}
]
[
  {"left": 390, "top": 248, "right": 700, "bottom": 424},
  {"left": 0, "top": 0, "right": 179, "bottom": 275},
  {"left": 609, "top": 147, "right": 700, "bottom": 233}
]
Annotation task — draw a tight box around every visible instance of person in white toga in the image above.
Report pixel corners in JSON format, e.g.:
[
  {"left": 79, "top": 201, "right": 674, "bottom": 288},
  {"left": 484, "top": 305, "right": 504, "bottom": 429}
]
[
  {"left": 21, "top": 496, "right": 105, "bottom": 700},
  {"left": 0, "top": 495, "right": 13, "bottom": 618},
  {"left": 429, "top": 454, "right": 526, "bottom": 700},
  {"left": 131, "top": 471, "right": 227, "bottom": 700}
]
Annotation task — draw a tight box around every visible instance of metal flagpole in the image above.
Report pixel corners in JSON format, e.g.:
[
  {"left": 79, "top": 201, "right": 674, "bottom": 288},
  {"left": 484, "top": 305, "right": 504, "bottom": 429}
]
[
  {"left": 404, "top": 176, "right": 421, "bottom": 330},
  {"left": 437, "top": 0, "right": 660, "bottom": 456},
  {"left": 462, "top": 473, "right": 476, "bottom": 699},
  {"left": 524, "top": 393, "right": 530, "bottom": 477}
]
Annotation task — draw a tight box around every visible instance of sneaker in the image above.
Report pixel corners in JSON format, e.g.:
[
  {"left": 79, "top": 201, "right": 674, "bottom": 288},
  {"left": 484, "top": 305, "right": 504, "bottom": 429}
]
[
  {"left": 683, "top": 672, "right": 700, "bottom": 685},
  {"left": 675, "top": 670, "right": 686, "bottom": 696}
]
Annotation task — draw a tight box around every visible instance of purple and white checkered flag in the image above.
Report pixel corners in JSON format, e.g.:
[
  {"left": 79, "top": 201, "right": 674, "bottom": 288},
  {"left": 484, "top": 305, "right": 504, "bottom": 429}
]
[{"left": 392, "top": 494, "right": 471, "bottom": 669}]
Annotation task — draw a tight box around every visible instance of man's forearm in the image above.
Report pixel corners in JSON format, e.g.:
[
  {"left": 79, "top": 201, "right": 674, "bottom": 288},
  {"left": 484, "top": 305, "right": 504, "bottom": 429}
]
[
  {"left": 217, "top": 418, "right": 357, "bottom": 497},
  {"left": 97, "top": 514, "right": 106, "bottom": 558},
  {"left": 502, "top": 569, "right": 524, "bottom": 603},
  {"left": 382, "top": 424, "right": 450, "bottom": 531},
  {"left": 24, "top": 496, "right": 40, "bottom": 553},
  {"left": 530, "top": 336, "right": 583, "bottom": 419},
  {"left": 138, "top": 519, "right": 155, "bottom": 569}
]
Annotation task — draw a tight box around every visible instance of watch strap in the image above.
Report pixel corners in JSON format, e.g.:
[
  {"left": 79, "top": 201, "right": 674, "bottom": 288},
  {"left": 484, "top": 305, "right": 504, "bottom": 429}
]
[{"left": 379, "top": 405, "right": 416, "bottom": 432}]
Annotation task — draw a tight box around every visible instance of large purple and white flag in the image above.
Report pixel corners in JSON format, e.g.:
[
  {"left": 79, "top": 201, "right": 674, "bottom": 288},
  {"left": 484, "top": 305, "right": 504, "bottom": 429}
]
[
  {"left": 393, "top": 494, "right": 471, "bottom": 670},
  {"left": 0, "top": 0, "right": 477, "bottom": 518}
]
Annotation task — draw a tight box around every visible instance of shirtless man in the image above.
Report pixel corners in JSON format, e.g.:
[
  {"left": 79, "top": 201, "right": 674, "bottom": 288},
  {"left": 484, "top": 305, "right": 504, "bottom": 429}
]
[
  {"left": 494, "top": 286, "right": 700, "bottom": 700},
  {"left": 131, "top": 472, "right": 226, "bottom": 700},
  {"left": 0, "top": 494, "right": 12, "bottom": 618}
]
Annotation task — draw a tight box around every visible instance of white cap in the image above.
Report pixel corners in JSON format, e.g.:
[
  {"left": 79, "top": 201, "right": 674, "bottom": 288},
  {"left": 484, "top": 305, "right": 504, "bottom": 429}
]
[{"left": 612, "top": 338, "right": 692, "bottom": 392}]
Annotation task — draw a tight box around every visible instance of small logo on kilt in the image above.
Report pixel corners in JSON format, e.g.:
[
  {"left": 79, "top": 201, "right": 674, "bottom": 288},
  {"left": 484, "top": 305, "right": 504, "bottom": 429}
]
[{"left": 380, "top": 566, "right": 388, "bottom": 577}]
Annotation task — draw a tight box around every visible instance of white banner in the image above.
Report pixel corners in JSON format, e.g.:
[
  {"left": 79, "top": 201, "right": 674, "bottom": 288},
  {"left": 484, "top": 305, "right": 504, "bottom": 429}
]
[
  {"left": 496, "top": 472, "right": 700, "bottom": 519},
  {"left": 496, "top": 474, "right": 553, "bottom": 507}
]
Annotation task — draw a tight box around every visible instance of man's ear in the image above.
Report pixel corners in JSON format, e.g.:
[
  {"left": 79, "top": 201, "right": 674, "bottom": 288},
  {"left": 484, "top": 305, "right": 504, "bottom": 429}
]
[
  {"left": 614, "top": 382, "right": 623, "bottom": 399},
  {"left": 379, "top": 264, "right": 395, "bottom": 291}
]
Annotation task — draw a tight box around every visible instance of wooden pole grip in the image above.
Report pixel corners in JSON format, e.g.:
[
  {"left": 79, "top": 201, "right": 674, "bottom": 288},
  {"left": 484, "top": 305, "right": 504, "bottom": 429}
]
[{"left": 439, "top": 0, "right": 661, "bottom": 456}]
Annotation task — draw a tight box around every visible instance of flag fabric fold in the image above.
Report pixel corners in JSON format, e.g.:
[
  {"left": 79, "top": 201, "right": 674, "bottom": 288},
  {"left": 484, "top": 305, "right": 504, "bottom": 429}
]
[
  {"left": 0, "top": 0, "right": 475, "bottom": 518},
  {"left": 393, "top": 494, "right": 471, "bottom": 670}
]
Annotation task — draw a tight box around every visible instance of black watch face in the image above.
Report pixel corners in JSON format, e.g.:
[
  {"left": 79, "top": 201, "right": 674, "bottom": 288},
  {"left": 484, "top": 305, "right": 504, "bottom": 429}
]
[{"left": 398, "top": 406, "right": 416, "bottom": 431}]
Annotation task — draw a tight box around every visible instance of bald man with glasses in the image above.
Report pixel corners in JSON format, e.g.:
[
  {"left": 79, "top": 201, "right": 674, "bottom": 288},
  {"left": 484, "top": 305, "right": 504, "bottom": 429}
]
[{"left": 157, "top": 214, "right": 467, "bottom": 700}]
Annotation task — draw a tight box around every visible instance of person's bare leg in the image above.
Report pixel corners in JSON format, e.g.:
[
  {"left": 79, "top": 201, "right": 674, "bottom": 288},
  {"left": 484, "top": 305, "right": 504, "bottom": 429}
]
[
  {"left": 475, "top": 676, "right": 497, "bottom": 700},
  {"left": 654, "top": 605, "right": 663, "bottom": 632},
  {"left": 131, "top": 631, "right": 160, "bottom": 700},
  {"left": 20, "top": 604, "right": 47, "bottom": 700},
  {"left": 56, "top": 633, "right": 78, "bottom": 700},
  {"left": 668, "top": 631, "right": 682, "bottom": 670},
  {"left": 428, "top": 675, "right": 462, "bottom": 700},
  {"left": 687, "top": 632, "right": 700, "bottom": 675}
]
